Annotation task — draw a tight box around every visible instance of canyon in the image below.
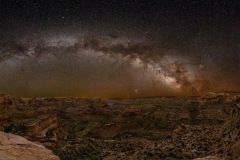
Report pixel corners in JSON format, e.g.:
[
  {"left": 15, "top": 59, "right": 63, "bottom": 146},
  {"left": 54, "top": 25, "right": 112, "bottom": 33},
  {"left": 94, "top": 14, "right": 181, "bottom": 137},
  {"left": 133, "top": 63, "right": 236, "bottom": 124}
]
[{"left": 0, "top": 93, "right": 239, "bottom": 159}]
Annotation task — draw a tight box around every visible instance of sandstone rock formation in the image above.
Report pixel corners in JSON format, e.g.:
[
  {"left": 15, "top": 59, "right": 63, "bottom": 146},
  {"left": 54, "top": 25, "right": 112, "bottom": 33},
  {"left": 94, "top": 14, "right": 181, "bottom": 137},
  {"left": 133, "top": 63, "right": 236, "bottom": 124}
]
[{"left": 0, "top": 131, "right": 59, "bottom": 160}]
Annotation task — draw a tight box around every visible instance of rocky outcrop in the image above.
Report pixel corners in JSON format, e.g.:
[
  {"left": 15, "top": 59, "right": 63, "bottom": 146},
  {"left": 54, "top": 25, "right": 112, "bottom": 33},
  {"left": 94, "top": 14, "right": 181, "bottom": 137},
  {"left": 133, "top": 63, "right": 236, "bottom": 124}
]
[
  {"left": 0, "top": 131, "right": 59, "bottom": 160},
  {"left": 21, "top": 115, "right": 57, "bottom": 139},
  {"left": 194, "top": 156, "right": 223, "bottom": 160}
]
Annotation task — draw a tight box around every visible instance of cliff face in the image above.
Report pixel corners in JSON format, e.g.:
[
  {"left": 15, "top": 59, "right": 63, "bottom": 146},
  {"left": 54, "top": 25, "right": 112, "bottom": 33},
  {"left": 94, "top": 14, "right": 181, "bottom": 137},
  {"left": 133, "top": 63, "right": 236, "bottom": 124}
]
[
  {"left": 0, "top": 94, "right": 239, "bottom": 159},
  {"left": 0, "top": 131, "right": 59, "bottom": 160}
]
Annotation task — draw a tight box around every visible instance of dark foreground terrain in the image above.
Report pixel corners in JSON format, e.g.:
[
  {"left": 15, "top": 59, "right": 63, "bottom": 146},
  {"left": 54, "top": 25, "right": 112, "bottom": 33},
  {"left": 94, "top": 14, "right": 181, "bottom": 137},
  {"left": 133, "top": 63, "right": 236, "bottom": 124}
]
[{"left": 0, "top": 93, "right": 239, "bottom": 160}]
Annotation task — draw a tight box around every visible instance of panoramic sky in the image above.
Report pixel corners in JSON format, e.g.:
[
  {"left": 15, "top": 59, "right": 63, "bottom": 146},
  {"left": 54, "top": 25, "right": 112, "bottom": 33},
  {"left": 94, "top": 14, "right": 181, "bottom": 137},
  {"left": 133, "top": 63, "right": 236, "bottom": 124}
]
[{"left": 0, "top": 0, "right": 240, "bottom": 98}]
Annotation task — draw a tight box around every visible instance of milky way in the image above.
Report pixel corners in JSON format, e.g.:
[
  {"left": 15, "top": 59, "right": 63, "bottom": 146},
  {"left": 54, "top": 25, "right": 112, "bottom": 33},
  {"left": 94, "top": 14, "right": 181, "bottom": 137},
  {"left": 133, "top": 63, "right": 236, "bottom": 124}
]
[
  {"left": 0, "top": 33, "right": 237, "bottom": 98},
  {"left": 0, "top": 1, "right": 240, "bottom": 97},
  {"left": 0, "top": 35, "right": 181, "bottom": 97}
]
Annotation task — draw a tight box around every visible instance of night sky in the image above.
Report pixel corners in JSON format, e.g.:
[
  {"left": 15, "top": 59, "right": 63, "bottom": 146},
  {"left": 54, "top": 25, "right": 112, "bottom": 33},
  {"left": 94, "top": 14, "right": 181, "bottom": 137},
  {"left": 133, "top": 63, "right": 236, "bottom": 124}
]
[{"left": 0, "top": 0, "right": 240, "bottom": 98}]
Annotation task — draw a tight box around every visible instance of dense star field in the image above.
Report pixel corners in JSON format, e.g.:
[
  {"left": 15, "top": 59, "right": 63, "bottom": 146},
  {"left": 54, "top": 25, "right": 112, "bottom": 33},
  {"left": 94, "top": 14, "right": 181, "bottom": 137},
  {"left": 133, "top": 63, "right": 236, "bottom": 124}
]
[{"left": 0, "top": 0, "right": 240, "bottom": 98}]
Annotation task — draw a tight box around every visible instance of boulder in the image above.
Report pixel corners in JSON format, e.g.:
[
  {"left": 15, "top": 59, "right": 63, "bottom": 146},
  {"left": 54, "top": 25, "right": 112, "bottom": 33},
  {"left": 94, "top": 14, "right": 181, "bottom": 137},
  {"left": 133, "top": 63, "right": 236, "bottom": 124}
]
[{"left": 0, "top": 131, "right": 59, "bottom": 160}]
